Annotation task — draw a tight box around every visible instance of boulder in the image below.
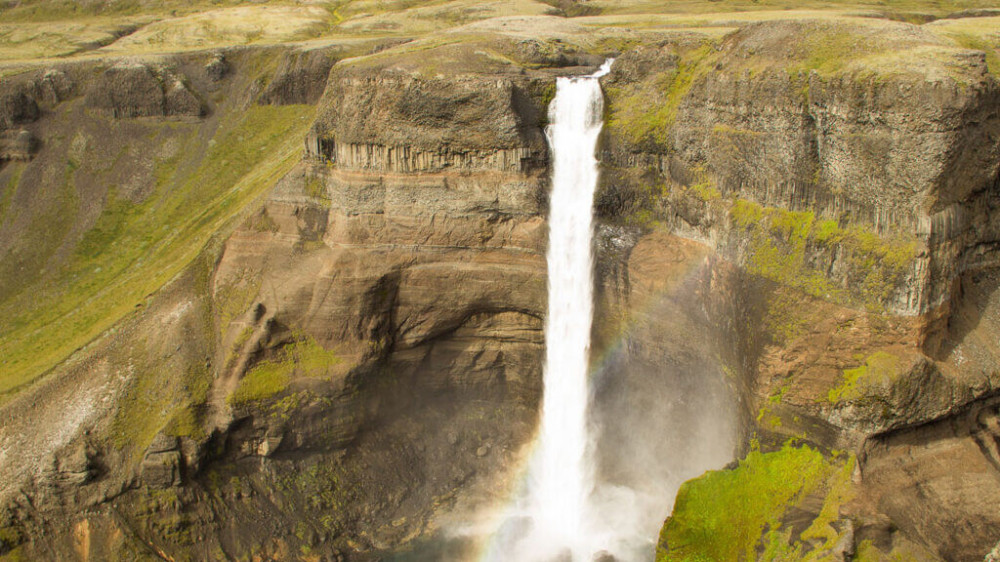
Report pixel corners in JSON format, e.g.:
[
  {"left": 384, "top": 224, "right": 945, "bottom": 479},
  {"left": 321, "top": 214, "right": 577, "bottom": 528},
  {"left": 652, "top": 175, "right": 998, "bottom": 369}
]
[
  {"left": 0, "top": 129, "right": 35, "bottom": 161},
  {"left": 140, "top": 433, "right": 183, "bottom": 489},
  {"left": 204, "top": 52, "right": 228, "bottom": 82}
]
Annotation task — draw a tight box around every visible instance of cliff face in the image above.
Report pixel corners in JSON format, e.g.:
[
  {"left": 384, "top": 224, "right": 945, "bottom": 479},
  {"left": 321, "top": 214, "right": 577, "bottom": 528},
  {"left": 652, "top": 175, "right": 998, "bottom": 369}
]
[
  {"left": 2, "top": 14, "right": 1000, "bottom": 562},
  {"left": 0, "top": 37, "right": 559, "bottom": 560},
  {"left": 595, "top": 19, "right": 1000, "bottom": 562}
]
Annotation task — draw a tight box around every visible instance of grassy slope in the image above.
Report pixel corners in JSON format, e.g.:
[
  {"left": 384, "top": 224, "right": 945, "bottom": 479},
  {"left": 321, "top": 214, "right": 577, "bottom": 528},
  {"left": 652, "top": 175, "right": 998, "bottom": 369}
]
[
  {"left": 0, "top": 103, "right": 314, "bottom": 400},
  {"left": 5, "top": 0, "right": 1000, "bottom": 64}
]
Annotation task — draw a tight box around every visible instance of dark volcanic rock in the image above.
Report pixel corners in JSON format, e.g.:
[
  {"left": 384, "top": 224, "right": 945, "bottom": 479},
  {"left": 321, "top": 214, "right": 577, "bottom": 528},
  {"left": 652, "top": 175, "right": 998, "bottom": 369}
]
[
  {"left": 0, "top": 129, "right": 35, "bottom": 161},
  {"left": 260, "top": 48, "right": 340, "bottom": 106},
  {"left": 204, "top": 52, "right": 229, "bottom": 82},
  {"left": 140, "top": 433, "right": 183, "bottom": 489},
  {"left": 310, "top": 65, "right": 549, "bottom": 171},
  {"left": 85, "top": 63, "right": 204, "bottom": 118},
  {"left": 0, "top": 89, "right": 39, "bottom": 129}
]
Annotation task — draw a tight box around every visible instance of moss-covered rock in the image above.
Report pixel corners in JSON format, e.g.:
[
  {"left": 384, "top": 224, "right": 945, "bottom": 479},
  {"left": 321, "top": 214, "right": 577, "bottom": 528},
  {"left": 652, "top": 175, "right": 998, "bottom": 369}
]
[{"left": 657, "top": 443, "right": 853, "bottom": 562}]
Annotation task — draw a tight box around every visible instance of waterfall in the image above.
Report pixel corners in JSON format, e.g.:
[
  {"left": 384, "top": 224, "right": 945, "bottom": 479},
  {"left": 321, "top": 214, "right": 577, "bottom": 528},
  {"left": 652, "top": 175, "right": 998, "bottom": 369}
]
[
  {"left": 486, "top": 59, "right": 614, "bottom": 562},
  {"left": 528, "top": 59, "right": 612, "bottom": 560}
]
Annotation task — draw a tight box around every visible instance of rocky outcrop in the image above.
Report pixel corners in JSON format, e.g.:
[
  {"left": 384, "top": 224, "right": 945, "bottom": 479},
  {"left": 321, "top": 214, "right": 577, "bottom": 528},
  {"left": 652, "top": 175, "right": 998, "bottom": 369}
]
[
  {"left": 308, "top": 65, "right": 548, "bottom": 173},
  {"left": 0, "top": 129, "right": 35, "bottom": 161},
  {"left": 204, "top": 52, "right": 228, "bottom": 82},
  {"left": 620, "top": 20, "right": 1000, "bottom": 562},
  {"left": 260, "top": 47, "right": 341, "bottom": 106},
  {"left": 84, "top": 63, "right": 204, "bottom": 118},
  {"left": 860, "top": 397, "right": 1000, "bottom": 561},
  {"left": 140, "top": 434, "right": 183, "bottom": 489},
  {"left": 0, "top": 70, "right": 76, "bottom": 162},
  {"left": 600, "top": 20, "right": 1000, "bottom": 316},
  {"left": 0, "top": 89, "right": 38, "bottom": 129}
]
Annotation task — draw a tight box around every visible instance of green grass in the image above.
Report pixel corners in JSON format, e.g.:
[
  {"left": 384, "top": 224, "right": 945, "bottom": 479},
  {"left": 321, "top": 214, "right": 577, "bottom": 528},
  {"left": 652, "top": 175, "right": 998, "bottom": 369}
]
[
  {"left": 0, "top": 104, "right": 314, "bottom": 401},
  {"left": 108, "top": 339, "right": 176, "bottom": 454},
  {"left": 947, "top": 32, "right": 1000, "bottom": 75},
  {"left": 100, "top": 4, "right": 332, "bottom": 55},
  {"left": 787, "top": 29, "right": 874, "bottom": 75},
  {"left": 0, "top": 0, "right": 254, "bottom": 22},
  {"left": 109, "top": 254, "right": 214, "bottom": 456},
  {"left": 0, "top": 156, "right": 80, "bottom": 308},
  {"left": 230, "top": 358, "right": 293, "bottom": 405},
  {"left": 0, "top": 163, "right": 24, "bottom": 224},
  {"left": 928, "top": 16, "right": 1000, "bottom": 76},
  {"left": 591, "top": 0, "right": 1000, "bottom": 16},
  {"left": 657, "top": 442, "right": 839, "bottom": 562}
]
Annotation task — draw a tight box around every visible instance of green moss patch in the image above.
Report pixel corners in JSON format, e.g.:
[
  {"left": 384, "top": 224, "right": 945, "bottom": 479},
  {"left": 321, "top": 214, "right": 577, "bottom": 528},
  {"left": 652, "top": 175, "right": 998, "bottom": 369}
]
[
  {"left": 230, "top": 358, "right": 293, "bottom": 405},
  {"left": 605, "top": 43, "right": 715, "bottom": 147},
  {"left": 827, "top": 351, "right": 901, "bottom": 403},
  {"left": 657, "top": 443, "right": 847, "bottom": 562},
  {"left": 729, "top": 199, "right": 916, "bottom": 310},
  {"left": 758, "top": 453, "right": 856, "bottom": 561},
  {"left": 229, "top": 335, "right": 340, "bottom": 406}
]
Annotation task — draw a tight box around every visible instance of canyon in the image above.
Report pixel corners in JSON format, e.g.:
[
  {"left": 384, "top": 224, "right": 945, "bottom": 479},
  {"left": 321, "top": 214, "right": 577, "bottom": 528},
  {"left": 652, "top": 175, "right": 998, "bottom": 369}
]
[{"left": 1, "top": 1, "right": 1000, "bottom": 561}]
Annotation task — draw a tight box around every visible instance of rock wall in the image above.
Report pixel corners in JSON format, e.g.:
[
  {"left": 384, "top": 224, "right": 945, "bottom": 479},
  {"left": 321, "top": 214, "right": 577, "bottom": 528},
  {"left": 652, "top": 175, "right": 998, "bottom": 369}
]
[
  {"left": 0, "top": 44, "right": 557, "bottom": 560},
  {"left": 600, "top": 20, "right": 1000, "bottom": 316},
  {"left": 606, "top": 20, "right": 1000, "bottom": 562}
]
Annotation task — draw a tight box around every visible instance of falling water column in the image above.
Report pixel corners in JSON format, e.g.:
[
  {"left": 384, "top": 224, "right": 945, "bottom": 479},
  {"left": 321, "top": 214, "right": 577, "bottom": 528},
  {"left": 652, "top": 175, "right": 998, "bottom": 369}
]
[{"left": 523, "top": 59, "right": 613, "bottom": 561}]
